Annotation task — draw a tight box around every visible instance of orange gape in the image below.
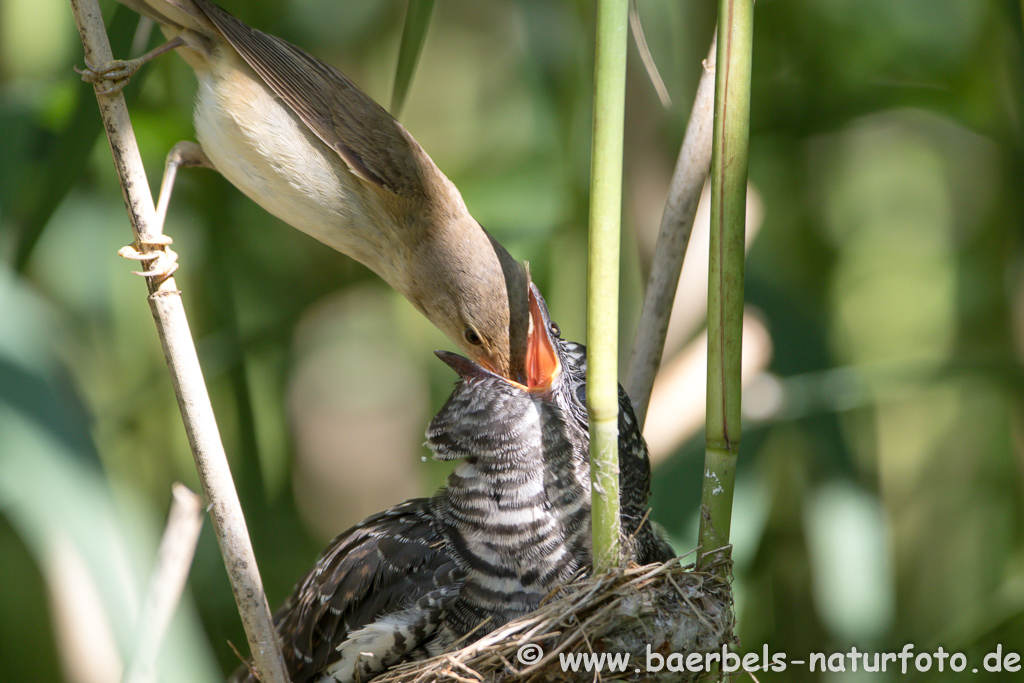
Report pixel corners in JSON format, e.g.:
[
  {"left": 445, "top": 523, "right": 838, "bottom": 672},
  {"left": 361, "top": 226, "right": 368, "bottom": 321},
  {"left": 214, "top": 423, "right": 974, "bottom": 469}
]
[{"left": 525, "top": 287, "right": 560, "bottom": 391}]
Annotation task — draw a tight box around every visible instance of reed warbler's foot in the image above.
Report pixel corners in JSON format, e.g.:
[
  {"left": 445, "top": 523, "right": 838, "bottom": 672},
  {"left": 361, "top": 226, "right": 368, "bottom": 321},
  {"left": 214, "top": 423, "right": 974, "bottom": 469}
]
[
  {"left": 76, "top": 57, "right": 144, "bottom": 95},
  {"left": 118, "top": 234, "right": 178, "bottom": 284}
]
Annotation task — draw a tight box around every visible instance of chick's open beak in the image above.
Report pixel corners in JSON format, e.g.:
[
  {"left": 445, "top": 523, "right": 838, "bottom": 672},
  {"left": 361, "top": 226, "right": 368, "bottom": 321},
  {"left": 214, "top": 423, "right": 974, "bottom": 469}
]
[
  {"left": 473, "top": 352, "right": 502, "bottom": 380},
  {"left": 435, "top": 350, "right": 495, "bottom": 382},
  {"left": 524, "top": 283, "right": 560, "bottom": 392},
  {"left": 436, "top": 283, "right": 560, "bottom": 393}
]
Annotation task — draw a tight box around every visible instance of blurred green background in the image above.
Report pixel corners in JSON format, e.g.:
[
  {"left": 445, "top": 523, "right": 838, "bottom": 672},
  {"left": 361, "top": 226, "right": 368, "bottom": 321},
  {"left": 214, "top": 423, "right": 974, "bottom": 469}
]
[{"left": 2, "top": 0, "right": 1023, "bottom": 681}]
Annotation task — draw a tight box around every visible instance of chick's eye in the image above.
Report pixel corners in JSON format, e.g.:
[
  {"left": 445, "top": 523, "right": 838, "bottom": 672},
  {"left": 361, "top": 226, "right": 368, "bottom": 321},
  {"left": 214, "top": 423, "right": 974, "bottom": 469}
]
[
  {"left": 574, "top": 382, "right": 587, "bottom": 405},
  {"left": 464, "top": 328, "right": 483, "bottom": 346}
]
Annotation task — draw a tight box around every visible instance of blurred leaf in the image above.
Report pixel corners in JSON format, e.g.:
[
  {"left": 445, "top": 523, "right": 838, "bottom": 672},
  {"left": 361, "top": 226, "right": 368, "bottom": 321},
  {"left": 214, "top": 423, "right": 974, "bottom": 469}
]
[
  {"left": 628, "top": 0, "right": 671, "bottom": 108},
  {"left": 0, "top": 517, "right": 58, "bottom": 681},
  {"left": 0, "top": 269, "right": 219, "bottom": 683},
  {"left": 390, "top": 0, "right": 435, "bottom": 117}
]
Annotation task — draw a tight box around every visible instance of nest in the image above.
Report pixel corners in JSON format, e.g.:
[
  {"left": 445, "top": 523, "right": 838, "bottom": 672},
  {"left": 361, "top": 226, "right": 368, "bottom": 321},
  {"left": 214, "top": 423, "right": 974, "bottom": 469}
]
[{"left": 374, "top": 554, "right": 735, "bottom": 682}]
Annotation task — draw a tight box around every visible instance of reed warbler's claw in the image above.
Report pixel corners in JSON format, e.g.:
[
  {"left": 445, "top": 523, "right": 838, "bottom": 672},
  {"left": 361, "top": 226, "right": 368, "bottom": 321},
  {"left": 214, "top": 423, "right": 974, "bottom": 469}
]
[
  {"left": 76, "top": 57, "right": 143, "bottom": 95},
  {"left": 118, "top": 236, "right": 178, "bottom": 284}
]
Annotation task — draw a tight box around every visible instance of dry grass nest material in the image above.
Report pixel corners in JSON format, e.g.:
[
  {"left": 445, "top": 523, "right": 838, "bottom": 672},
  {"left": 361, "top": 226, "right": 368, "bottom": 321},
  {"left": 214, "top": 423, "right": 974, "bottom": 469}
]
[{"left": 374, "top": 554, "right": 736, "bottom": 682}]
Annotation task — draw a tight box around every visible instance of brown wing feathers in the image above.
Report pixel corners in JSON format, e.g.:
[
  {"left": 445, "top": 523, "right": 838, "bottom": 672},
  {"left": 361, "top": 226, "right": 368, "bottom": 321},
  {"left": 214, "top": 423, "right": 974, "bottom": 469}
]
[{"left": 192, "top": 0, "right": 429, "bottom": 201}]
